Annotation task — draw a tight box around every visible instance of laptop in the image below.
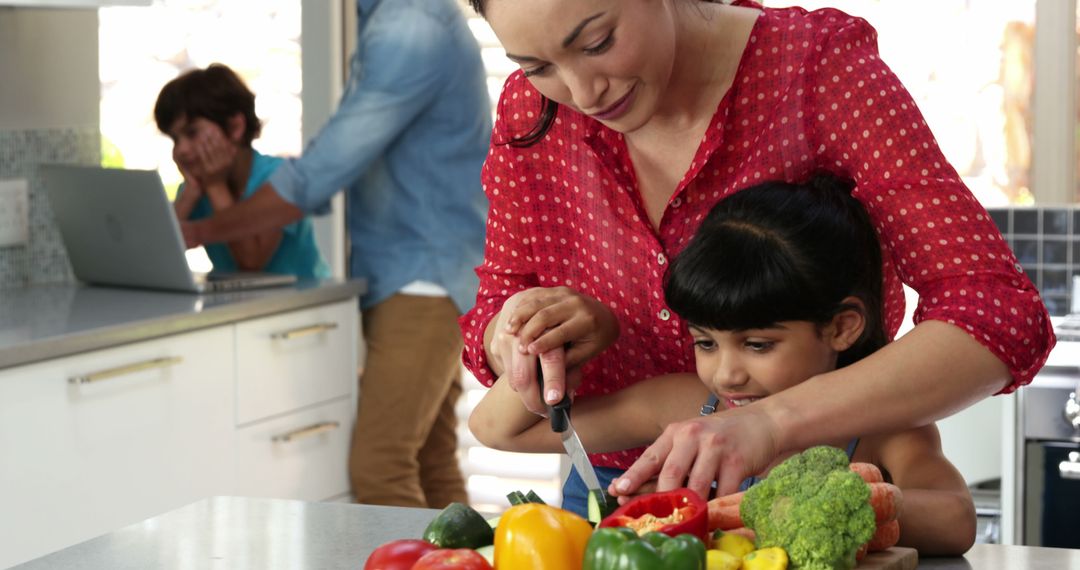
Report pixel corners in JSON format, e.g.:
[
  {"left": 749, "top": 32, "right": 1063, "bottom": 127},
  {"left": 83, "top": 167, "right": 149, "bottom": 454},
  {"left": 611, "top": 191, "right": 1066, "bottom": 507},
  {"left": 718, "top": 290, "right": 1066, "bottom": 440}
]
[{"left": 41, "top": 164, "right": 297, "bottom": 293}]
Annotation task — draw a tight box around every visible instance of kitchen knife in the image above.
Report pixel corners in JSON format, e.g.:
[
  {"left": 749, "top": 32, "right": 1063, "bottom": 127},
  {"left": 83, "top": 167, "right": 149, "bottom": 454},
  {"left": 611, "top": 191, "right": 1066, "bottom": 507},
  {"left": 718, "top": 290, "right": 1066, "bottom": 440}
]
[{"left": 538, "top": 361, "right": 604, "bottom": 492}]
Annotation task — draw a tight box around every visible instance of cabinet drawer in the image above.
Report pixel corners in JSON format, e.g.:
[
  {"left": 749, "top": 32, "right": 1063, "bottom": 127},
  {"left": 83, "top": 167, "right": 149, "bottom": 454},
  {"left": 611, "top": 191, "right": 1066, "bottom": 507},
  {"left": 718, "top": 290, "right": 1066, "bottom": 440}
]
[
  {"left": 235, "top": 300, "right": 357, "bottom": 425},
  {"left": 233, "top": 396, "right": 353, "bottom": 501},
  {"left": 0, "top": 326, "right": 235, "bottom": 569}
]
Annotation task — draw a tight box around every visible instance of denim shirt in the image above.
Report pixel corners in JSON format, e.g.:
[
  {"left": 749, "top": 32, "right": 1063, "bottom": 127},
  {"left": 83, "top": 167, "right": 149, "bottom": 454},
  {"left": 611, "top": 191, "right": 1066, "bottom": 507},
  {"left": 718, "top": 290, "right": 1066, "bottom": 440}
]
[{"left": 268, "top": 0, "right": 491, "bottom": 312}]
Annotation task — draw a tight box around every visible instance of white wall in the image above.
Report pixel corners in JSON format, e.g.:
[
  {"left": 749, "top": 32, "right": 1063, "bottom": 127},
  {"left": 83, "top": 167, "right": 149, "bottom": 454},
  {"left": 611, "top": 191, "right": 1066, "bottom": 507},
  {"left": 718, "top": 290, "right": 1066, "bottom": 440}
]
[
  {"left": 0, "top": 8, "right": 99, "bottom": 130},
  {"left": 938, "top": 395, "right": 1002, "bottom": 486}
]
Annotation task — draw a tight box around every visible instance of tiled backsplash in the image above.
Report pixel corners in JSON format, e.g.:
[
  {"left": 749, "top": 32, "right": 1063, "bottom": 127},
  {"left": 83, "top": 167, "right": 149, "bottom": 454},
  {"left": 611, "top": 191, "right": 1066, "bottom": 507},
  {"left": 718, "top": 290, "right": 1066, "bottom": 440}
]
[
  {"left": 0, "top": 128, "right": 99, "bottom": 289},
  {"left": 986, "top": 206, "right": 1080, "bottom": 316}
]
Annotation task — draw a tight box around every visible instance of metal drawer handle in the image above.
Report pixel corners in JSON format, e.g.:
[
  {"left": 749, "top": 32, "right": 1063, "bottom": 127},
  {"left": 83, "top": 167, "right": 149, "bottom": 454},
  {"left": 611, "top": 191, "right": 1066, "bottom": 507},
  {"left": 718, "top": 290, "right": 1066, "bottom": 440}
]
[
  {"left": 270, "top": 322, "right": 339, "bottom": 340},
  {"left": 271, "top": 421, "right": 341, "bottom": 443},
  {"left": 68, "top": 356, "right": 183, "bottom": 385},
  {"left": 1061, "top": 452, "right": 1080, "bottom": 480}
]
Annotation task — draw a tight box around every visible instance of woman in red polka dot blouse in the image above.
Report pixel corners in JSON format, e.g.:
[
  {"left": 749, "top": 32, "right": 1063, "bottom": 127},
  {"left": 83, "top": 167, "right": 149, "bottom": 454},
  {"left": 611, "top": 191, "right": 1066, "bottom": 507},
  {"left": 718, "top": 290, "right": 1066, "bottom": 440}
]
[{"left": 459, "top": 0, "right": 1055, "bottom": 503}]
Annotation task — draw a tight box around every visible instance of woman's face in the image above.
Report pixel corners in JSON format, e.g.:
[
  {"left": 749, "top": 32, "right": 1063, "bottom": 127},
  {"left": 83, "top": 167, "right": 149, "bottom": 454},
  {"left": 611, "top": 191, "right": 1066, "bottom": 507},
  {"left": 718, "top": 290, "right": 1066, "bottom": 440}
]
[
  {"left": 690, "top": 321, "right": 840, "bottom": 412},
  {"left": 485, "top": 0, "right": 677, "bottom": 132}
]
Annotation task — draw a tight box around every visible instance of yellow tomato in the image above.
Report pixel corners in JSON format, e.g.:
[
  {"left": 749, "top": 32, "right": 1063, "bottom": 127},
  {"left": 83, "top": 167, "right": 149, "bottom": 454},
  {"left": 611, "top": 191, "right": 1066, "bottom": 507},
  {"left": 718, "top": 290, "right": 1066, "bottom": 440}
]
[
  {"left": 742, "top": 547, "right": 788, "bottom": 570},
  {"left": 712, "top": 530, "right": 755, "bottom": 558},
  {"left": 706, "top": 549, "right": 742, "bottom": 570}
]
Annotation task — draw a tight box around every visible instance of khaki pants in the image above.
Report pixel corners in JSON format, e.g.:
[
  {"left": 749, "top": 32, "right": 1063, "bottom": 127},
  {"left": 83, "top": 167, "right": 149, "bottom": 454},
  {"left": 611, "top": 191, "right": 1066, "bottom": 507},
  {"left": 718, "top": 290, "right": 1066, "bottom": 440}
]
[{"left": 349, "top": 294, "right": 468, "bottom": 508}]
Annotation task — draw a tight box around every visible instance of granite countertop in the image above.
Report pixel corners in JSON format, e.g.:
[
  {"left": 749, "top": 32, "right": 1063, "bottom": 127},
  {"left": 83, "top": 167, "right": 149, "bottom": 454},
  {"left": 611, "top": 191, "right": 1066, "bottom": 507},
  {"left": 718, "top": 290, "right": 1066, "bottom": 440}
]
[
  {"left": 0, "top": 280, "right": 364, "bottom": 371},
  {"left": 10, "top": 496, "right": 1080, "bottom": 569}
]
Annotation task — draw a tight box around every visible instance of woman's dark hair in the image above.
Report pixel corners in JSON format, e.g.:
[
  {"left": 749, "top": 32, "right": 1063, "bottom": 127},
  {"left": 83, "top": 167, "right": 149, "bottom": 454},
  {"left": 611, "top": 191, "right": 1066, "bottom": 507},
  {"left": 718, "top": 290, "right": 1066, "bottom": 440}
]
[
  {"left": 664, "top": 173, "right": 886, "bottom": 368},
  {"left": 468, "top": 0, "right": 559, "bottom": 147},
  {"left": 154, "top": 63, "right": 261, "bottom": 146}
]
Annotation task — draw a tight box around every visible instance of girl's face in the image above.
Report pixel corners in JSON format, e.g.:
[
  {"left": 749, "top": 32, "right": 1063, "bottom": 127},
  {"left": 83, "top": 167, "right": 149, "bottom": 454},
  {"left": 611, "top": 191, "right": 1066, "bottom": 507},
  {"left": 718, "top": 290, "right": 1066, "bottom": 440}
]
[
  {"left": 485, "top": 0, "right": 677, "bottom": 132},
  {"left": 166, "top": 115, "right": 239, "bottom": 176},
  {"left": 690, "top": 316, "right": 857, "bottom": 411}
]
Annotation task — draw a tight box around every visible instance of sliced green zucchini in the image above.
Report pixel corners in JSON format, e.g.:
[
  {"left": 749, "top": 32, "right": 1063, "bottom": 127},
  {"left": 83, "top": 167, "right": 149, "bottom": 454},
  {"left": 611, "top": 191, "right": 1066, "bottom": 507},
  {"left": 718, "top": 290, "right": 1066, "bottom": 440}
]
[
  {"left": 506, "top": 491, "right": 529, "bottom": 506},
  {"left": 524, "top": 490, "right": 546, "bottom": 505},
  {"left": 587, "top": 488, "right": 619, "bottom": 525}
]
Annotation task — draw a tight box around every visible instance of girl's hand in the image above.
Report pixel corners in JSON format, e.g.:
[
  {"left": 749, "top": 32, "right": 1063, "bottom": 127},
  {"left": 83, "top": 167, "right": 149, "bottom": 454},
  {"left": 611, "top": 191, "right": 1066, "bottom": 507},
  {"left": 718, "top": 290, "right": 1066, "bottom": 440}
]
[
  {"left": 609, "top": 406, "right": 781, "bottom": 500},
  {"left": 488, "top": 287, "right": 619, "bottom": 415}
]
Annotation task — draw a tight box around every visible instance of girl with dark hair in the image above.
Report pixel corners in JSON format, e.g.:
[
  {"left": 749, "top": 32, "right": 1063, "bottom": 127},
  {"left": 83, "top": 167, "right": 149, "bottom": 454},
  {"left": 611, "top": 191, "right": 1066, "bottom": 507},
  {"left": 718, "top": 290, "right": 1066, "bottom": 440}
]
[
  {"left": 154, "top": 64, "right": 329, "bottom": 279},
  {"left": 458, "top": 0, "right": 1053, "bottom": 506},
  {"left": 470, "top": 174, "right": 976, "bottom": 555}
]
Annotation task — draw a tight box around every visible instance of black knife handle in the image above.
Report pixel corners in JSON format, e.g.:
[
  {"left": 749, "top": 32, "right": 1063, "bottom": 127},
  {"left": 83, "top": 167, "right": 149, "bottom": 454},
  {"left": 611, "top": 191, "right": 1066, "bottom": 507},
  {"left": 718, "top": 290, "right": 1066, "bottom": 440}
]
[{"left": 537, "top": 359, "right": 570, "bottom": 433}]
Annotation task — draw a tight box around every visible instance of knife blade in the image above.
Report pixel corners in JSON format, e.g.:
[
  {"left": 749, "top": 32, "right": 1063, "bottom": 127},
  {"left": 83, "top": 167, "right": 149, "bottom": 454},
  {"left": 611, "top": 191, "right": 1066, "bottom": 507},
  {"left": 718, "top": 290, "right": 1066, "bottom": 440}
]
[{"left": 538, "top": 361, "right": 604, "bottom": 492}]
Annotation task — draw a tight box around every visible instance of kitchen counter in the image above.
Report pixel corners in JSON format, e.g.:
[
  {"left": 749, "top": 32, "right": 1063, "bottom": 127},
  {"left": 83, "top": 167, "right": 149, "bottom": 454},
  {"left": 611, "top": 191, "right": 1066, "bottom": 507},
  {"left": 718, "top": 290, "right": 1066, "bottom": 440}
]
[
  {"left": 0, "top": 280, "right": 364, "bottom": 370},
  {"left": 10, "top": 496, "right": 1080, "bottom": 569}
]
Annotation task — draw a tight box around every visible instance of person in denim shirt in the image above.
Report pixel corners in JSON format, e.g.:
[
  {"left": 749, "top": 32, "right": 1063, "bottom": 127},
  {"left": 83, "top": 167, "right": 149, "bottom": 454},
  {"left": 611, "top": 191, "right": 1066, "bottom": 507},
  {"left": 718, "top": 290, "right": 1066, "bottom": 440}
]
[
  {"left": 156, "top": 64, "right": 330, "bottom": 279},
  {"left": 181, "top": 0, "right": 491, "bottom": 507}
]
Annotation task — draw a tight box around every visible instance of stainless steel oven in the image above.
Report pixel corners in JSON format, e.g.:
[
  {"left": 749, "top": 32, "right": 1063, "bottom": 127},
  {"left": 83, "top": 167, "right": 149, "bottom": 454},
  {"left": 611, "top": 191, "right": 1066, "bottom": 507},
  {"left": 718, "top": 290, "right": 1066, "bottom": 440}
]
[{"left": 1016, "top": 368, "right": 1080, "bottom": 547}]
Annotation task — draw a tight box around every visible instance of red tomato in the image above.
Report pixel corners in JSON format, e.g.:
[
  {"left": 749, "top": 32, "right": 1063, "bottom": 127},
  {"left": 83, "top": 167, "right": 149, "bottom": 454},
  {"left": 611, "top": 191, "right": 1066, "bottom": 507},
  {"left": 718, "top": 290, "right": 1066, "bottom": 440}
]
[
  {"left": 363, "top": 539, "right": 437, "bottom": 570},
  {"left": 411, "top": 548, "right": 492, "bottom": 570}
]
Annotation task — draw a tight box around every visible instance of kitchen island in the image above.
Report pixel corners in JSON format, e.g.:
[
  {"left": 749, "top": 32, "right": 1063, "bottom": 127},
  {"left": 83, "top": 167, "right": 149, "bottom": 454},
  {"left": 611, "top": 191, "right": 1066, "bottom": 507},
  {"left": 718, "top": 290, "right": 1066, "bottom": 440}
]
[{"left": 11, "top": 496, "right": 1080, "bottom": 569}]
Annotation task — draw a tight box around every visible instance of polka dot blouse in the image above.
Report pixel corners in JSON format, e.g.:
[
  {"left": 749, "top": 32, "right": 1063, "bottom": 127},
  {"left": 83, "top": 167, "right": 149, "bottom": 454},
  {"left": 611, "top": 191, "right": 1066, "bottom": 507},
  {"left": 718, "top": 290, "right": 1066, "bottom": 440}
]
[{"left": 459, "top": 5, "right": 1055, "bottom": 470}]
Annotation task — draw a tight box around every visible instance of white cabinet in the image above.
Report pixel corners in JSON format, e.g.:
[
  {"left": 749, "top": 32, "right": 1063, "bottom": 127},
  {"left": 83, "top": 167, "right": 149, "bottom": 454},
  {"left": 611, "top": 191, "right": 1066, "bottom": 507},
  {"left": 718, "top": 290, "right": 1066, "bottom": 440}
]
[
  {"left": 0, "top": 300, "right": 358, "bottom": 569},
  {"left": 235, "top": 300, "right": 356, "bottom": 425},
  {"left": 0, "top": 326, "right": 234, "bottom": 568},
  {"left": 232, "top": 299, "right": 358, "bottom": 501},
  {"left": 233, "top": 397, "right": 354, "bottom": 502}
]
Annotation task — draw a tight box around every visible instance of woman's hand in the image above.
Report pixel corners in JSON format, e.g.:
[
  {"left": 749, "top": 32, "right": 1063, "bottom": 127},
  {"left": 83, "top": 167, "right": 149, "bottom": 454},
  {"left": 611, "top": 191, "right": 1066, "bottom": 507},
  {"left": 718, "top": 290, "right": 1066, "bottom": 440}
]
[
  {"left": 609, "top": 406, "right": 781, "bottom": 500},
  {"left": 487, "top": 287, "right": 619, "bottom": 415}
]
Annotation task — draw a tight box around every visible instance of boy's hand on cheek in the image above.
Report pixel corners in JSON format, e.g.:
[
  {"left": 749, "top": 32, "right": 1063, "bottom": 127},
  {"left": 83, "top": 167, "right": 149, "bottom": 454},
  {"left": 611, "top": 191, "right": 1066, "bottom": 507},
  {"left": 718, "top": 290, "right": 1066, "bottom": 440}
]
[
  {"left": 177, "top": 164, "right": 203, "bottom": 196},
  {"left": 195, "top": 129, "right": 236, "bottom": 187}
]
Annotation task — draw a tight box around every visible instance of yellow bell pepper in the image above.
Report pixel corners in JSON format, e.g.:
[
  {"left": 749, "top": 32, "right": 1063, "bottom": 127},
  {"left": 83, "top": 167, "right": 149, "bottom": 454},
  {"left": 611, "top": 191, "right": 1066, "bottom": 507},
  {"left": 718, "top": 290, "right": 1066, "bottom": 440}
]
[
  {"left": 494, "top": 503, "right": 593, "bottom": 570},
  {"left": 742, "top": 547, "right": 788, "bottom": 570},
  {"left": 712, "top": 529, "right": 755, "bottom": 558},
  {"left": 706, "top": 548, "right": 742, "bottom": 570}
]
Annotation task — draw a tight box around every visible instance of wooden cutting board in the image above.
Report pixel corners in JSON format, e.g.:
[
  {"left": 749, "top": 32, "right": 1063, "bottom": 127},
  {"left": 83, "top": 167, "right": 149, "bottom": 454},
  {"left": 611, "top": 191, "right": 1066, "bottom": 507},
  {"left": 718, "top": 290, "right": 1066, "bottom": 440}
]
[{"left": 858, "top": 547, "right": 919, "bottom": 569}]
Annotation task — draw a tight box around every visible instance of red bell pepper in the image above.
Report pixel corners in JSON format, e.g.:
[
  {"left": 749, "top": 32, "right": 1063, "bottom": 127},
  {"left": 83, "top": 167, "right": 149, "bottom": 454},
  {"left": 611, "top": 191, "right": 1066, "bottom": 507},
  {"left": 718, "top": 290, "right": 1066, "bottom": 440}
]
[{"left": 598, "top": 488, "right": 709, "bottom": 542}]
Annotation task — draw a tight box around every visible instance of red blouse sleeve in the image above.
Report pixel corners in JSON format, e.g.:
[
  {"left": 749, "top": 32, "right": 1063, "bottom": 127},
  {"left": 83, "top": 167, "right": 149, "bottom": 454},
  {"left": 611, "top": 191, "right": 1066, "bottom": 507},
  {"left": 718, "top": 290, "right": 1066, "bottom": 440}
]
[
  {"left": 809, "top": 13, "right": 1054, "bottom": 391},
  {"left": 458, "top": 73, "right": 542, "bottom": 386}
]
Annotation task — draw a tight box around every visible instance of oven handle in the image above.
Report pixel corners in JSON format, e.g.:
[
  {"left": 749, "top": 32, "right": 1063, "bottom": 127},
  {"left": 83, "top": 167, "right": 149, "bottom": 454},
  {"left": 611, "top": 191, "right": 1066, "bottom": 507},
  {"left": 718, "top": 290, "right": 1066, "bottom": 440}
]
[{"left": 1061, "top": 452, "right": 1080, "bottom": 480}]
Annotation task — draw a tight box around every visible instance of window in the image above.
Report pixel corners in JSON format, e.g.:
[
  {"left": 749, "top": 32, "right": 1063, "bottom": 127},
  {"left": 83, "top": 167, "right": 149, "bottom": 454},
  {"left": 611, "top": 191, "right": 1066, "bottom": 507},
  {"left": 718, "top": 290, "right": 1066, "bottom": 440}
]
[
  {"left": 766, "top": 0, "right": 1038, "bottom": 206},
  {"left": 457, "top": 2, "right": 566, "bottom": 512},
  {"left": 99, "top": 0, "right": 303, "bottom": 272},
  {"left": 99, "top": 0, "right": 303, "bottom": 199}
]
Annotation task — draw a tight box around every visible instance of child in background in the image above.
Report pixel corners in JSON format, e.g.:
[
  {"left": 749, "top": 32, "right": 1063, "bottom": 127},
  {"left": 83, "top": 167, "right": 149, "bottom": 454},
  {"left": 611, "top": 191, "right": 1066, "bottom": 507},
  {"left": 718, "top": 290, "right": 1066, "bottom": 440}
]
[
  {"left": 469, "top": 173, "right": 976, "bottom": 555},
  {"left": 154, "top": 63, "right": 330, "bottom": 279}
]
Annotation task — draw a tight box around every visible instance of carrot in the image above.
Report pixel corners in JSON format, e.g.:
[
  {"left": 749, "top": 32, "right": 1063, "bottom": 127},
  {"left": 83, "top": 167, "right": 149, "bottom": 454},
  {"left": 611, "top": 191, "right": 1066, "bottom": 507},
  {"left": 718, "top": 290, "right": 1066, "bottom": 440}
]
[
  {"left": 850, "top": 462, "right": 884, "bottom": 483},
  {"left": 726, "top": 526, "right": 756, "bottom": 543},
  {"left": 867, "top": 482, "right": 903, "bottom": 523},
  {"left": 867, "top": 519, "right": 901, "bottom": 552},
  {"left": 707, "top": 491, "right": 745, "bottom": 530}
]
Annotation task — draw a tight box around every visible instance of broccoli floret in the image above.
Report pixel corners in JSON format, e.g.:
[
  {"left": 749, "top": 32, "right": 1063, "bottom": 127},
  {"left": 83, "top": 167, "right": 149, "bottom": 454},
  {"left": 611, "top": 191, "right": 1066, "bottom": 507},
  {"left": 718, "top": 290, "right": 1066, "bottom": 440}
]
[{"left": 740, "top": 446, "right": 876, "bottom": 570}]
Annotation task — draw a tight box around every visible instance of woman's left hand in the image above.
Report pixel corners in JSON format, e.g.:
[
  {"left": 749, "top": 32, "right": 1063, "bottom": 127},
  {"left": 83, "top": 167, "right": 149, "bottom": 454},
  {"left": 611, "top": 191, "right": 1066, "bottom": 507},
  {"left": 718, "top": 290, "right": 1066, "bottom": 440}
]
[{"left": 609, "top": 406, "right": 782, "bottom": 500}]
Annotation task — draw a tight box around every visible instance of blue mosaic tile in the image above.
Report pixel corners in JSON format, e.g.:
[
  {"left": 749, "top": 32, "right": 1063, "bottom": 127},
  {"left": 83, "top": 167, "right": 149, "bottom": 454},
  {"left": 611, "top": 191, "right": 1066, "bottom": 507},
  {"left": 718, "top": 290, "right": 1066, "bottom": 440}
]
[{"left": 0, "top": 128, "right": 99, "bottom": 288}]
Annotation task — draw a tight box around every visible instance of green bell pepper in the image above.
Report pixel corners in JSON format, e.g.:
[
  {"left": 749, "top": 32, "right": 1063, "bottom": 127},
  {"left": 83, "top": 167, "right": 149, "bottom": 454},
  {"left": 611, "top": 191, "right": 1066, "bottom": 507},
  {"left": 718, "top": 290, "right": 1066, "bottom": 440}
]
[{"left": 583, "top": 527, "right": 707, "bottom": 570}]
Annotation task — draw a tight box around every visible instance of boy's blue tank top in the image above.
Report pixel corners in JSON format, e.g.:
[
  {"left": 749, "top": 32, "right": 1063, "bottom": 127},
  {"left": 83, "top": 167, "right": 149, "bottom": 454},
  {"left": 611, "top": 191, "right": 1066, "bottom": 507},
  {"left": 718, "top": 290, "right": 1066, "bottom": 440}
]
[{"left": 698, "top": 394, "right": 861, "bottom": 492}]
